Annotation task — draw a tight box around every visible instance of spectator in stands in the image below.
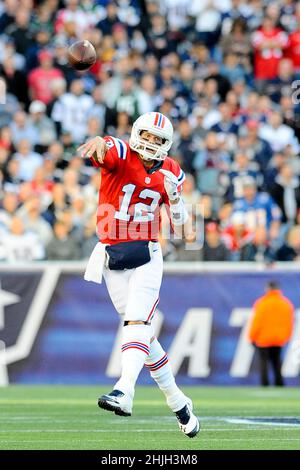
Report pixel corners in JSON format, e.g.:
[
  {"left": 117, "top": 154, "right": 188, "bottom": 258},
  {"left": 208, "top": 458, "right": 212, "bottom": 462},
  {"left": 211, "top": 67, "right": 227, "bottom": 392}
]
[
  {"left": 44, "top": 183, "right": 68, "bottom": 226},
  {"left": 88, "top": 86, "right": 111, "bottom": 134},
  {"left": 0, "top": 55, "right": 28, "bottom": 107},
  {"left": 175, "top": 119, "right": 198, "bottom": 175},
  {"left": 210, "top": 102, "right": 239, "bottom": 138},
  {"left": 222, "top": 212, "right": 253, "bottom": 261},
  {"left": 201, "top": 222, "right": 230, "bottom": 261},
  {"left": 51, "top": 78, "right": 94, "bottom": 142},
  {"left": 269, "top": 163, "right": 300, "bottom": 225},
  {"left": 252, "top": 16, "right": 288, "bottom": 91},
  {"left": 286, "top": 18, "right": 300, "bottom": 73},
  {"left": 233, "top": 177, "right": 282, "bottom": 242},
  {"left": 16, "top": 195, "right": 52, "bottom": 246},
  {"left": 280, "top": 95, "right": 300, "bottom": 144},
  {"left": 10, "top": 110, "right": 38, "bottom": 147},
  {"left": 148, "top": 13, "right": 171, "bottom": 59},
  {"left": 13, "top": 139, "right": 43, "bottom": 182},
  {"left": 3, "top": 158, "right": 22, "bottom": 192},
  {"left": 112, "top": 23, "right": 130, "bottom": 59},
  {"left": 194, "top": 132, "right": 230, "bottom": 200},
  {"left": 182, "top": 173, "right": 201, "bottom": 207},
  {"left": 0, "top": 192, "right": 18, "bottom": 230},
  {"left": 46, "top": 219, "right": 80, "bottom": 260},
  {"left": 220, "top": 18, "right": 251, "bottom": 68},
  {"left": 259, "top": 110, "right": 299, "bottom": 154},
  {"left": 29, "top": 167, "right": 54, "bottom": 207},
  {"left": 0, "top": 125, "right": 13, "bottom": 152},
  {"left": 284, "top": 143, "right": 300, "bottom": 176},
  {"left": 85, "top": 116, "right": 102, "bottom": 141},
  {"left": 220, "top": 53, "right": 246, "bottom": 86},
  {"left": 0, "top": 79, "right": 21, "bottom": 128},
  {"left": 96, "top": 1, "right": 120, "bottom": 36},
  {"left": 70, "top": 194, "right": 90, "bottom": 232},
  {"left": 242, "top": 119, "right": 273, "bottom": 171},
  {"left": 28, "top": 50, "right": 63, "bottom": 105},
  {"left": 276, "top": 225, "right": 300, "bottom": 261},
  {"left": 248, "top": 280, "right": 294, "bottom": 386},
  {"left": 26, "top": 28, "right": 52, "bottom": 72},
  {"left": 54, "top": 0, "right": 94, "bottom": 37},
  {"left": 106, "top": 111, "right": 132, "bottom": 142},
  {"left": 62, "top": 168, "right": 81, "bottom": 200},
  {"left": 0, "top": 215, "right": 44, "bottom": 261},
  {"left": 266, "top": 58, "right": 295, "bottom": 104},
  {"left": 241, "top": 226, "right": 274, "bottom": 263},
  {"left": 0, "top": 145, "right": 9, "bottom": 173},
  {"left": 222, "top": 151, "right": 262, "bottom": 202},
  {"left": 4, "top": 8, "right": 33, "bottom": 56},
  {"left": 28, "top": 100, "right": 57, "bottom": 152},
  {"left": 0, "top": 0, "right": 18, "bottom": 31},
  {"left": 47, "top": 77, "right": 67, "bottom": 117},
  {"left": 264, "top": 152, "right": 287, "bottom": 188},
  {"left": 113, "top": 73, "right": 141, "bottom": 122},
  {"left": 138, "top": 74, "right": 157, "bottom": 114},
  {"left": 191, "top": 106, "right": 208, "bottom": 143},
  {"left": 189, "top": 0, "right": 222, "bottom": 48}
]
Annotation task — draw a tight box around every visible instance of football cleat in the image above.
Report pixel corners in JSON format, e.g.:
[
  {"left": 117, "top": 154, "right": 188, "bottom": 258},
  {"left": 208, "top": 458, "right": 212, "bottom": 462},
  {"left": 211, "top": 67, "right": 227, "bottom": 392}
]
[
  {"left": 175, "top": 398, "right": 200, "bottom": 438},
  {"left": 98, "top": 390, "right": 132, "bottom": 417}
]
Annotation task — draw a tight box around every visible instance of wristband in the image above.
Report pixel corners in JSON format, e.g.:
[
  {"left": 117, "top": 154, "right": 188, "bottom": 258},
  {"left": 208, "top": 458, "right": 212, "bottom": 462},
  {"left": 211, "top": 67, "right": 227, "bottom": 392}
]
[{"left": 169, "top": 198, "right": 189, "bottom": 226}]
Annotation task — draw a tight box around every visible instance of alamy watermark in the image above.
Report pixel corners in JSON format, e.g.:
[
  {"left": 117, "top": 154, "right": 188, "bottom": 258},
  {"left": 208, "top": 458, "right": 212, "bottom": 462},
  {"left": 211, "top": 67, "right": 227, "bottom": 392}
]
[
  {"left": 96, "top": 201, "right": 205, "bottom": 250},
  {"left": 291, "top": 80, "right": 300, "bottom": 104}
]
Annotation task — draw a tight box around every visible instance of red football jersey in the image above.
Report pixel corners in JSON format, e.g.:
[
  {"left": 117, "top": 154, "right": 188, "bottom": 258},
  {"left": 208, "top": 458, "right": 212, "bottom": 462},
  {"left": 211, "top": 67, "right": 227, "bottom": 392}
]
[
  {"left": 286, "top": 31, "right": 300, "bottom": 69},
  {"left": 252, "top": 27, "right": 288, "bottom": 79},
  {"left": 90, "top": 136, "right": 185, "bottom": 244}
]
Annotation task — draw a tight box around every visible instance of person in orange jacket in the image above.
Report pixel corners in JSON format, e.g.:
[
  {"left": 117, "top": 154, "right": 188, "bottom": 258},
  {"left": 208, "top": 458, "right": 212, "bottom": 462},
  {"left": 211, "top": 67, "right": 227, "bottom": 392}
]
[{"left": 248, "top": 281, "right": 294, "bottom": 386}]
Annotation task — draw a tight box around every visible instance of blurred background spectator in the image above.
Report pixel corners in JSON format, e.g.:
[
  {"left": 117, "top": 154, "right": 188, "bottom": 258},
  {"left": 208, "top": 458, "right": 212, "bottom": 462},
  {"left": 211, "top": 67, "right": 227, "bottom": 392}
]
[
  {"left": 0, "top": 0, "right": 300, "bottom": 262},
  {"left": 248, "top": 280, "right": 294, "bottom": 386}
]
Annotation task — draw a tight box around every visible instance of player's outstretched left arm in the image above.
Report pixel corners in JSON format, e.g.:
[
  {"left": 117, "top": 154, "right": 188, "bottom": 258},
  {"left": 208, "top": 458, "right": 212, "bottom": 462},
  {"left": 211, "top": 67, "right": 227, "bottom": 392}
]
[
  {"left": 160, "top": 169, "right": 195, "bottom": 242},
  {"left": 77, "top": 136, "right": 108, "bottom": 165}
]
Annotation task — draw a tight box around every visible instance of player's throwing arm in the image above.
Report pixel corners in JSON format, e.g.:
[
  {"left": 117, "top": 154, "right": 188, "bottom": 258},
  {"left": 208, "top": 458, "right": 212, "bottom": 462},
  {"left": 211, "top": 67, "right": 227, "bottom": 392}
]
[{"left": 78, "top": 136, "right": 107, "bottom": 165}]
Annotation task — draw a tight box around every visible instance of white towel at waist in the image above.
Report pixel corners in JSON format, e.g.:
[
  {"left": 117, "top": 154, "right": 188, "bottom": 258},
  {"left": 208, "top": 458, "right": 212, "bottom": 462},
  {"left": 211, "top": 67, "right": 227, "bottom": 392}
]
[{"left": 84, "top": 242, "right": 107, "bottom": 284}]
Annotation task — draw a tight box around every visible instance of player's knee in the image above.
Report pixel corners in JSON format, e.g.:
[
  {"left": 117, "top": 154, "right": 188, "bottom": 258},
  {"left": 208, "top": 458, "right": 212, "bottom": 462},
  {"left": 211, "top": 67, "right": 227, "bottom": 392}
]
[{"left": 124, "top": 320, "right": 150, "bottom": 326}]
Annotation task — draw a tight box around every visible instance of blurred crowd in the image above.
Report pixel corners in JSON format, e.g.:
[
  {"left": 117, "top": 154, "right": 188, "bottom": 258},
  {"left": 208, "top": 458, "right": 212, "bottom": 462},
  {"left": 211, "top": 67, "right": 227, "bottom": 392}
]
[{"left": 1, "top": 0, "right": 300, "bottom": 262}]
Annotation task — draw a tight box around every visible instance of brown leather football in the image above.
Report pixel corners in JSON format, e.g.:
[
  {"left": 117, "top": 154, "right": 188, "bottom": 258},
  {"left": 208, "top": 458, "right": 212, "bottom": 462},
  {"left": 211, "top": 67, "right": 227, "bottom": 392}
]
[{"left": 67, "top": 40, "right": 97, "bottom": 71}]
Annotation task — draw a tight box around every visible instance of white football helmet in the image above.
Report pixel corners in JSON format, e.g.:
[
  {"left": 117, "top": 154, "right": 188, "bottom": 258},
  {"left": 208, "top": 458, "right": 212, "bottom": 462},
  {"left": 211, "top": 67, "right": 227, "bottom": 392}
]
[{"left": 129, "top": 112, "right": 173, "bottom": 161}]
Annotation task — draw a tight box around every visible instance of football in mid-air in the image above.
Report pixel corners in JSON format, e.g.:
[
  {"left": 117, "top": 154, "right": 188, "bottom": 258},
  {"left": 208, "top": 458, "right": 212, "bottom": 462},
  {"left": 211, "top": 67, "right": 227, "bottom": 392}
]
[{"left": 67, "top": 40, "right": 97, "bottom": 71}]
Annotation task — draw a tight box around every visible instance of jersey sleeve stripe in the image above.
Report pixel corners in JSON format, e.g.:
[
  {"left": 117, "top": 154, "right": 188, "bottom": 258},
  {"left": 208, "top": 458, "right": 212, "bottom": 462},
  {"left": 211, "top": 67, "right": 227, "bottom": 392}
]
[
  {"left": 178, "top": 170, "right": 185, "bottom": 183},
  {"left": 116, "top": 138, "right": 127, "bottom": 160},
  {"left": 110, "top": 136, "right": 127, "bottom": 160}
]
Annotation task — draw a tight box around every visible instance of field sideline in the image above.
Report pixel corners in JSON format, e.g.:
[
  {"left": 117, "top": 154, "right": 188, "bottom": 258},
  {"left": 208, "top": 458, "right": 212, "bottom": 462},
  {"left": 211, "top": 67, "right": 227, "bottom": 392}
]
[{"left": 0, "top": 386, "right": 300, "bottom": 450}]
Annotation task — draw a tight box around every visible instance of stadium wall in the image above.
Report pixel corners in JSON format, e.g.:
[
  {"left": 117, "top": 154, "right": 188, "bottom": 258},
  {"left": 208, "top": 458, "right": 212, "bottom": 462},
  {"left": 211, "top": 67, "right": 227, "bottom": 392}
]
[{"left": 0, "top": 263, "right": 299, "bottom": 386}]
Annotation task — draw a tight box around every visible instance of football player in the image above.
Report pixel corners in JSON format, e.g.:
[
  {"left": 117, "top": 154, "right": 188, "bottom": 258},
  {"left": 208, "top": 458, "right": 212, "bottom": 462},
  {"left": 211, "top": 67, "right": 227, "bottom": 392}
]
[{"left": 78, "top": 112, "right": 200, "bottom": 438}]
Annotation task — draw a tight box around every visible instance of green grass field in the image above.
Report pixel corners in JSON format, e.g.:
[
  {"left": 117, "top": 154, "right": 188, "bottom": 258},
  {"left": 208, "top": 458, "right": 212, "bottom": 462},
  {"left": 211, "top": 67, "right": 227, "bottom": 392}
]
[{"left": 0, "top": 386, "right": 300, "bottom": 450}]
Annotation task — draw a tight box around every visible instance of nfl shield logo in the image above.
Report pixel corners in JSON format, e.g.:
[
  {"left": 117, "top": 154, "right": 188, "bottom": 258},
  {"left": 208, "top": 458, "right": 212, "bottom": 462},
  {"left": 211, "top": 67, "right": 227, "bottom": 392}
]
[{"left": 145, "top": 177, "right": 151, "bottom": 184}]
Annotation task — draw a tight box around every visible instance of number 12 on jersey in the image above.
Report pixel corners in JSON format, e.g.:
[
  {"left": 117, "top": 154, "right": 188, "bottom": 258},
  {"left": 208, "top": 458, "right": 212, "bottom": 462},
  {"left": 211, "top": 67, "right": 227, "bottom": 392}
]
[{"left": 114, "top": 184, "right": 161, "bottom": 223}]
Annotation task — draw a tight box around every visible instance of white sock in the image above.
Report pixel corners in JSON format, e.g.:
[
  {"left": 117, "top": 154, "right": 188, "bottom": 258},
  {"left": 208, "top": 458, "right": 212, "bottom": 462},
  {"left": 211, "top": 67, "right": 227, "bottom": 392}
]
[
  {"left": 114, "top": 324, "right": 151, "bottom": 397},
  {"left": 145, "top": 338, "right": 187, "bottom": 412}
]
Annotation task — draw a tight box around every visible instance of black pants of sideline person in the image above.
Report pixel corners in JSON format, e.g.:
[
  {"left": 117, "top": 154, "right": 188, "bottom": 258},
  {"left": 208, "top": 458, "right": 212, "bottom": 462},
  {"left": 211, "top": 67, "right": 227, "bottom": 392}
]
[{"left": 256, "top": 346, "right": 284, "bottom": 386}]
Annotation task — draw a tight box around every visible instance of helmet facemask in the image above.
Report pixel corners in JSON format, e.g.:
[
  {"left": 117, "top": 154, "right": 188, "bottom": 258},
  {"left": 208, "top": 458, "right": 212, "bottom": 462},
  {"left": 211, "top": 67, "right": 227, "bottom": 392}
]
[{"left": 129, "top": 112, "right": 173, "bottom": 161}]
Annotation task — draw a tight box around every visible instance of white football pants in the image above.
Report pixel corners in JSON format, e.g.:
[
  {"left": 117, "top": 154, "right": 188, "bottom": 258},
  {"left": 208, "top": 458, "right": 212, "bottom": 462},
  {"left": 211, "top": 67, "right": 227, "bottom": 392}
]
[{"left": 103, "top": 242, "right": 163, "bottom": 323}]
